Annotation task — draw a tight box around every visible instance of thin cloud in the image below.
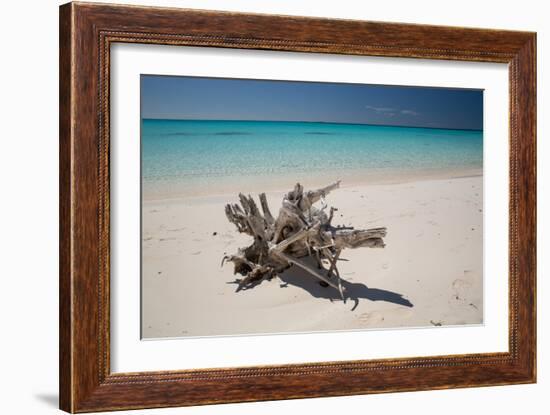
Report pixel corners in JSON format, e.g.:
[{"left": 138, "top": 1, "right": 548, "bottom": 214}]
[
  {"left": 366, "top": 105, "right": 395, "bottom": 113},
  {"left": 366, "top": 105, "right": 420, "bottom": 117},
  {"left": 365, "top": 105, "right": 396, "bottom": 116}
]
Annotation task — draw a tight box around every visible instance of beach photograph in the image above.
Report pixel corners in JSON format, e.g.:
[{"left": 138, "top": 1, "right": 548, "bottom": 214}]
[{"left": 140, "top": 75, "right": 483, "bottom": 339}]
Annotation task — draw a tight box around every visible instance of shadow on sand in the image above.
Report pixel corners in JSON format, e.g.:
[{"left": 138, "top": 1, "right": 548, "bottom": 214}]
[{"left": 229, "top": 256, "right": 413, "bottom": 311}]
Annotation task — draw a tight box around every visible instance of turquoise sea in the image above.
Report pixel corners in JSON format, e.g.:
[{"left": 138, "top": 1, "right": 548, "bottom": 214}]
[{"left": 141, "top": 119, "right": 483, "bottom": 198}]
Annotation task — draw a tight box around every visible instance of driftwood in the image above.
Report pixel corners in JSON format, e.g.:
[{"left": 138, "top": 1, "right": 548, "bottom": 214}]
[{"left": 222, "top": 181, "right": 386, "bottom": 300}]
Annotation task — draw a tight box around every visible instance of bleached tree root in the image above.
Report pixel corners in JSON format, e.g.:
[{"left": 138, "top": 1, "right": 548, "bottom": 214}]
[{"left": 223, "top": 181, "right": 386, "bottom": 300}]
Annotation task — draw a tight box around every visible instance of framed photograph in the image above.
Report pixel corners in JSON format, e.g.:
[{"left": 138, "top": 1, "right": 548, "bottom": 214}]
[{"left": 59, "top": 2, "right": 536, "bottom": 412}]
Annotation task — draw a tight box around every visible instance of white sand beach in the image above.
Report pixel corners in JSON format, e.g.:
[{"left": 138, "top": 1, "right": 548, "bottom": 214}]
[{"left": 141, "top": 175, "right": 483, "bottom": 338}]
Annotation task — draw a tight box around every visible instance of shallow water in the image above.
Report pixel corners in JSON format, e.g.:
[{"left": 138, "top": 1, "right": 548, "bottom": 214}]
[{"left": 142, "top": 119, "right": 482, "bottom": 198}]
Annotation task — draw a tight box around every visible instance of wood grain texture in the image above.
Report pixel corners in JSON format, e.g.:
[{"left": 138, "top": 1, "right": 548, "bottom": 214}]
[
  {"left": 59, "top": 2, "right": 537, "bottom": 412},
  {"left": 59, "top": 3, "right": 73, "bottom": 411}
]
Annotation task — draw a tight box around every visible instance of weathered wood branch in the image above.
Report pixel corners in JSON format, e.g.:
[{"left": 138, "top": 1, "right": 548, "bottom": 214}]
[
  {"left": 223, "top": 181, "right": 386, "bottom": 300},
  {"left": 278, "top": 252, "right": 341, "bottom": 291},
  {"left": 259, "top": 193, "right": 275, "bottom": 226}
]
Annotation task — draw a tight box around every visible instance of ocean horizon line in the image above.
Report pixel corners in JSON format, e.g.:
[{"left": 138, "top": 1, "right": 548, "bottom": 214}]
[{"left": 141, "top": 118, "right": 483, "bottom": 133}]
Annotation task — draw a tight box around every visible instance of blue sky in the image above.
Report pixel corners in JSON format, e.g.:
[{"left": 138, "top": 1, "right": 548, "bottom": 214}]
[{"left": 141, "top": 75, "right": 483, "bottom": 130}]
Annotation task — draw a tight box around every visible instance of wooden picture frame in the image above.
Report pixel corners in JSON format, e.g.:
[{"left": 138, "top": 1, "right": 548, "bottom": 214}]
[{"left": 59, "top": 2, "right": 536, "bottom": 412}]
